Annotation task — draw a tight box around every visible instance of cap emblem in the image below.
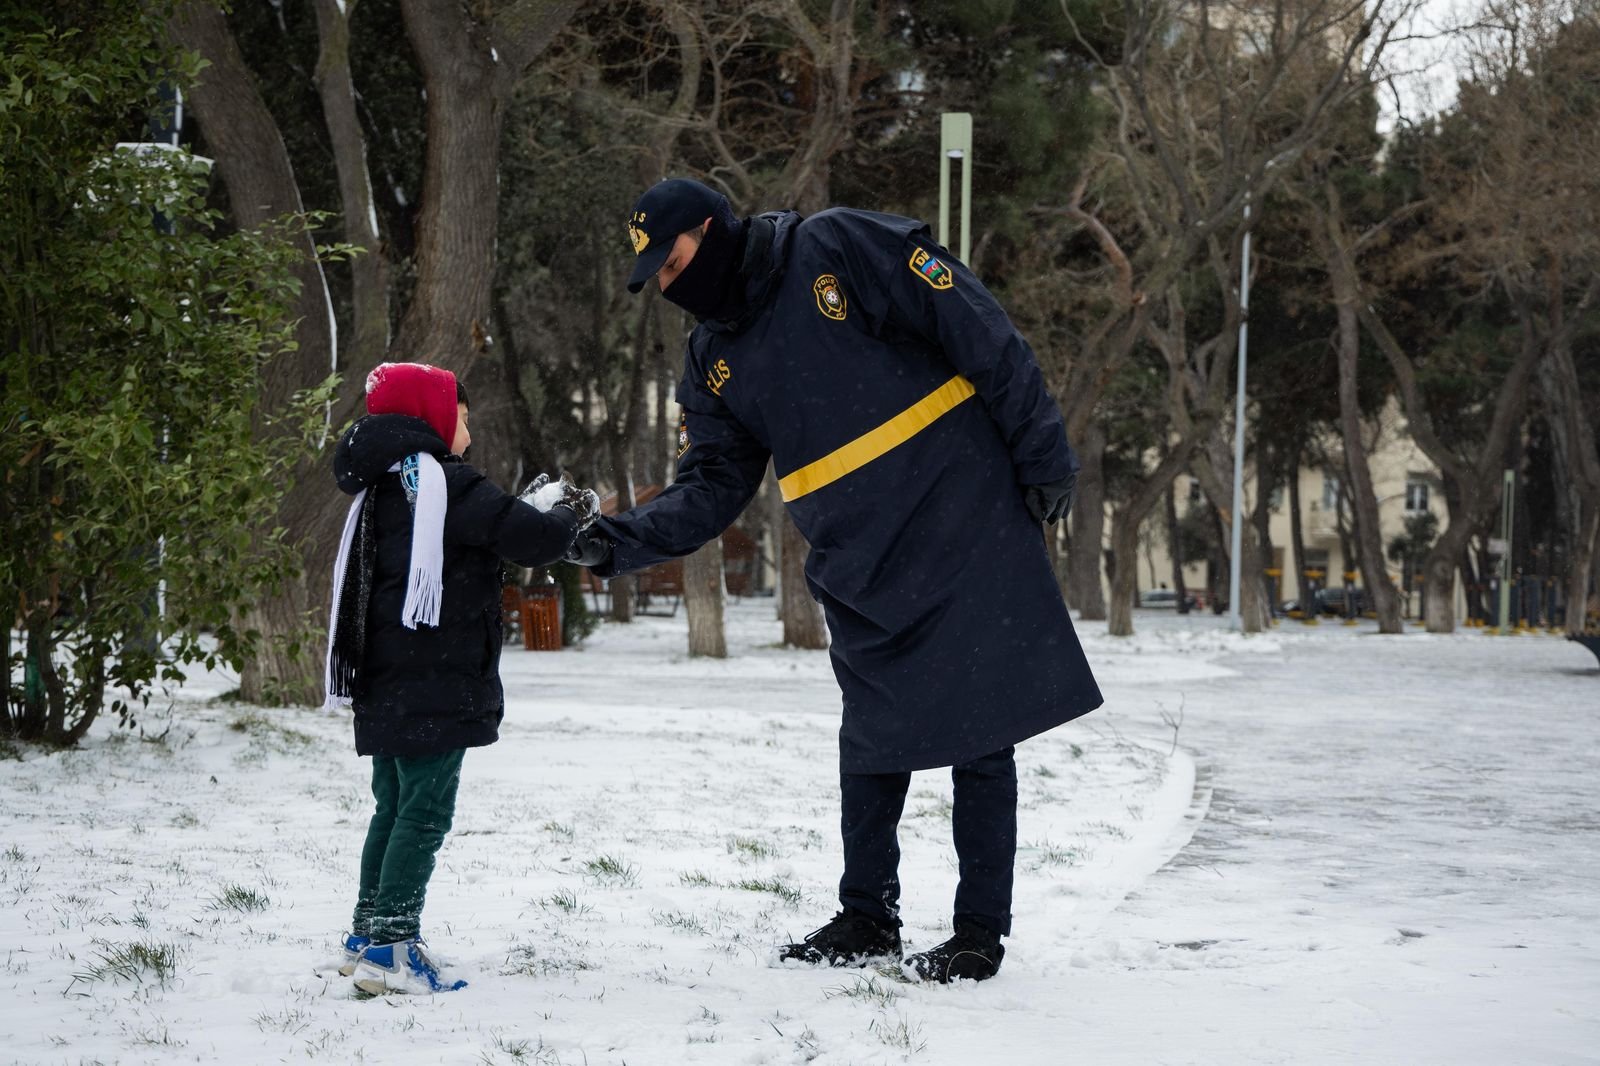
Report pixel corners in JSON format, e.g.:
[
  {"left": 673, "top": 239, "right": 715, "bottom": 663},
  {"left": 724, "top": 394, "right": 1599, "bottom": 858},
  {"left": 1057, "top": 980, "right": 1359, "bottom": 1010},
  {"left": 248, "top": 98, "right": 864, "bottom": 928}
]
[{"left": 628, "top": 211, "right": 649, "bottom": 254}]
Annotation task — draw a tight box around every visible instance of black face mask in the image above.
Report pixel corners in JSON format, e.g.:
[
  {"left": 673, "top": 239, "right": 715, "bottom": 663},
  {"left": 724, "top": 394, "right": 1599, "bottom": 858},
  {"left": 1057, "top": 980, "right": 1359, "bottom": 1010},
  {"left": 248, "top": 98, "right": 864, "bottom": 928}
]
[{"left": 662, "top": 209, "right": 747, "bottom": 322}]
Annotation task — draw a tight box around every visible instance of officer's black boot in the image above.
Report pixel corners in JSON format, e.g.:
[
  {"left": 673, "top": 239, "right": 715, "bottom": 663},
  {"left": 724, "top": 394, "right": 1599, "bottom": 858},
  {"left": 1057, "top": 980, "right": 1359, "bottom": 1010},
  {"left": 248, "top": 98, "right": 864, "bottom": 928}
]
[
  {"left": 779, "top": 907, "right": 902, "bottom": 966},
  {"left": 903, "top": 920, "right": 1005, "bottom": 983}
]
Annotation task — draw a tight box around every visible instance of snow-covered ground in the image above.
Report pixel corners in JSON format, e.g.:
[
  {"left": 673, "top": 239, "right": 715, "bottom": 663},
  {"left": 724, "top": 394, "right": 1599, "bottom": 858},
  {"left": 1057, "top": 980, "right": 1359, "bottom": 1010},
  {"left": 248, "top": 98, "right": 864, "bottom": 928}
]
[{"left": 3, "top": 602, "right": 1597, "bottom": 1064}]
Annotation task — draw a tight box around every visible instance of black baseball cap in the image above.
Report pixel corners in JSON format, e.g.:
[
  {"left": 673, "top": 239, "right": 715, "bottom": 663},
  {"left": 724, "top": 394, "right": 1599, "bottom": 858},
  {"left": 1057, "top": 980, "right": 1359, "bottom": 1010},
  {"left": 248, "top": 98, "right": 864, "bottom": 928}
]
[{"left": 626, "top": 178, "right": 727, "bottom": 293}]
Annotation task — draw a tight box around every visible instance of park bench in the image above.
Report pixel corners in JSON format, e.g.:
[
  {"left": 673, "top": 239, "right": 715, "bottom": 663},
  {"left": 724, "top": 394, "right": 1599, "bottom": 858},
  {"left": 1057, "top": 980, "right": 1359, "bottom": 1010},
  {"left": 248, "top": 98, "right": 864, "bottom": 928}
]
[{"left": 581, "top": 564, "right": 683, "bottom": 617}]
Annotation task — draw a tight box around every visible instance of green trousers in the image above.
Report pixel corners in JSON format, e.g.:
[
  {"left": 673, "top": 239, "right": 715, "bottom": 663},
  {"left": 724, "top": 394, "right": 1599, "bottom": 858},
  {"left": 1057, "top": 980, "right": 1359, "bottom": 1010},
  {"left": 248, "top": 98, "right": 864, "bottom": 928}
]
[{"left": 351, "top": 749, "right": 464, "bottom": 944}]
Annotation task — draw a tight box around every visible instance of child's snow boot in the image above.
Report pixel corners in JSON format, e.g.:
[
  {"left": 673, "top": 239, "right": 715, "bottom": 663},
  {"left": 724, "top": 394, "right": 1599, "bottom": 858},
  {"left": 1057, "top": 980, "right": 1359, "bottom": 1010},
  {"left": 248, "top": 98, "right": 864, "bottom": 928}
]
[
  {"left": 338, "top": 933, "right": 371, "bottom": 977},
  {"left": 351, "top": 936, "right": 466, "bottom": 994}
]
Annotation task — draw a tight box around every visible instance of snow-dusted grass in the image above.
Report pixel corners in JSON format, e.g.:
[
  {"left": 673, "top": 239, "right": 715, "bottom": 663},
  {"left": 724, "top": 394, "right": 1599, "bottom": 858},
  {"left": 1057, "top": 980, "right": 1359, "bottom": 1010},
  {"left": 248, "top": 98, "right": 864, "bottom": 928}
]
[
  {"left": 2, "top": 601, "right": 1192, "bottom": 1064},
  {"left": 7, "top": 604, "right": 1598, "bottom": 1063}
]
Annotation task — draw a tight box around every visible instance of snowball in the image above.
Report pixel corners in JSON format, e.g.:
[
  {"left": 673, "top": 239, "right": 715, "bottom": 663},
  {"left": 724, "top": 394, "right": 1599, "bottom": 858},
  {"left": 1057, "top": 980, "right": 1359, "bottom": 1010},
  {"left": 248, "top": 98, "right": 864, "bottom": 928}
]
[{"left": 530, "top": 481, "right": 569, "bottom": 513}]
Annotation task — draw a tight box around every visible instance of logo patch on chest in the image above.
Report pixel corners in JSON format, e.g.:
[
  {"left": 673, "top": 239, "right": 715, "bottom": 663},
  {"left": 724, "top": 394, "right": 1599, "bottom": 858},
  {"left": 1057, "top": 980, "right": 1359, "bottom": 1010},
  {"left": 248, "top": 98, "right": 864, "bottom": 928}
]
[
  {"left": 909, "top": 247, "right": 954, "bottom": 290},
  {"left": 813, "top": 274, "right": 848, "bottom": 320}
]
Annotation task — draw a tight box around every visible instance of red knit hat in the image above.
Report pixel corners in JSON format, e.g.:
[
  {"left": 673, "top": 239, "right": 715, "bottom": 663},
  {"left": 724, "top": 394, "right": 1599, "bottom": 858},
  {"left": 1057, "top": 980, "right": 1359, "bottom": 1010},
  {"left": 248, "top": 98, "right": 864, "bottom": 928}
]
[{"left": 364, "top": 362, "right": 458, "bottom": 447}]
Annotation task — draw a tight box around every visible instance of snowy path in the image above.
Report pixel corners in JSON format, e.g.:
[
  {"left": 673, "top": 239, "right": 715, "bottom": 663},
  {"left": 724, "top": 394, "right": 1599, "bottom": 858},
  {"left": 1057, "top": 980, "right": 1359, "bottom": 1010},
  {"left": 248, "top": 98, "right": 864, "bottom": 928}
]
[{"left": 1069, "top": 616, "right": 1600, "bottom": 1065}]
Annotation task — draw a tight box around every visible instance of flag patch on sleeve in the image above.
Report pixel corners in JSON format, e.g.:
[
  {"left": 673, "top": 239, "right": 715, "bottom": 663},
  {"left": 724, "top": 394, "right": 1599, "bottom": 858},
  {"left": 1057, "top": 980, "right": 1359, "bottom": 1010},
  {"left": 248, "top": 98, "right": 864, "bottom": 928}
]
[{"left": 909, "top": 247, "right": 954, "bottom": 290}]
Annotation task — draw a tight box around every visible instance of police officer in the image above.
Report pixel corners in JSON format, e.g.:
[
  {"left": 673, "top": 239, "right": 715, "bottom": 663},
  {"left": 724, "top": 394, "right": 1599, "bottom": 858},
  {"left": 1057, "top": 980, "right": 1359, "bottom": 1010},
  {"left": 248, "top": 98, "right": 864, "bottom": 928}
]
[{"left": 568, "top": 178, "right": 1102, "bottom": 982}]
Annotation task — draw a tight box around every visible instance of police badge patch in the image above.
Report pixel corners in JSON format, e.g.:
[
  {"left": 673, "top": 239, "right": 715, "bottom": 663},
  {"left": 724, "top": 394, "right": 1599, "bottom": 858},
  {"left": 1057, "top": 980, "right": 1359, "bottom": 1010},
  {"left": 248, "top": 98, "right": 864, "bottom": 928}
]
[
  {"left": 909, "top": 247, "right": 954, "bottom": 290},
  {"left": 677, "top": 414, "right": 691, "bottom": 458},
  {"left": 813, "top": 274, "right": 848, "bottom": 320}
]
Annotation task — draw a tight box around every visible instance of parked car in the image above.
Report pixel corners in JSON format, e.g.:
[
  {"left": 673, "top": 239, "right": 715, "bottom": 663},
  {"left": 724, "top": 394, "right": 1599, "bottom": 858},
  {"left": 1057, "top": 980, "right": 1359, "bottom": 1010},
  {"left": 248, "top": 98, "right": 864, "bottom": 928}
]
[
  {"left": 1282, "top": 587, "right": 1370, "bottom": 616},
  {"left": 1138, "top": 589, "right": 1199, "bottom": 610}
]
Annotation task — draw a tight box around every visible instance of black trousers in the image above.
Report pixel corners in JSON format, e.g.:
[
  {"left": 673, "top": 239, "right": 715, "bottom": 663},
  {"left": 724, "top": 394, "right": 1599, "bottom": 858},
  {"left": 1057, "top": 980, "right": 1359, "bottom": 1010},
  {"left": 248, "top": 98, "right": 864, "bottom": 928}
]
[{"left": 838, "top": 745, "right": 1017, "bottom": 937}]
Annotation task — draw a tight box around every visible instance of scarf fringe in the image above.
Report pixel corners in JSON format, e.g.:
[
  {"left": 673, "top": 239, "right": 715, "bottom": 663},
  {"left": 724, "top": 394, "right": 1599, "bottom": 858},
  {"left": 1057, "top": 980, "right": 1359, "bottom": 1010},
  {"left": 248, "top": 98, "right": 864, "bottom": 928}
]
[{"left": 402, "top": 565, "right": 443, "bottom": 630}]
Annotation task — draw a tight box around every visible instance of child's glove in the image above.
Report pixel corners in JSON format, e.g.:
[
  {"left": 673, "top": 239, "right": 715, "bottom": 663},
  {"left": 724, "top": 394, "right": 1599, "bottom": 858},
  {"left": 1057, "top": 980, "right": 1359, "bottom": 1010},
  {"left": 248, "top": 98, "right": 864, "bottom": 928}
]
[
  {"left": 555, "top": 483, "right": 601, "bottom": 530},
  {"left": 522, "top": 473, "right": 600, "bottom": 531},
  {"left": 518, "top": 472, "right": 553, "bottom": 507}
]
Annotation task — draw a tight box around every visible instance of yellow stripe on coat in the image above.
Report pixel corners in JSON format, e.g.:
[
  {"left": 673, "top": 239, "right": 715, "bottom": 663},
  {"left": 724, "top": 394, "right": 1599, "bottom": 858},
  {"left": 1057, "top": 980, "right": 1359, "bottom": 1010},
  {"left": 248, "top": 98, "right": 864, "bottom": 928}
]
[{"left": 777, "top": 375, "right": 977, "bottom": 502}]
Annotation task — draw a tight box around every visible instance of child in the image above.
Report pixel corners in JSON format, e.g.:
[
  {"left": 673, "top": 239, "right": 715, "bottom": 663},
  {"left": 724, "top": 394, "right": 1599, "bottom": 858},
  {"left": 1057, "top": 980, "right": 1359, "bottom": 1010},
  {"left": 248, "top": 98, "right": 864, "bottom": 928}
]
[{"left": 324, "top": 361, "right": 598, "bottom": 994}]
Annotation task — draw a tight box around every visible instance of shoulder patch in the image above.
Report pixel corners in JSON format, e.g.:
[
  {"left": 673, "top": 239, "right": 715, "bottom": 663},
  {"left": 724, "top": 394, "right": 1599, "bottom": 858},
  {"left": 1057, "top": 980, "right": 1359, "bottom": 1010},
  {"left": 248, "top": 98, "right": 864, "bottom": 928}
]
[
  {"left": 813, "top": 273, "right": 848, "bottom": 320},
  {"left": 677, "top": 413, "right": 691, "bottom": 458},
  {"left": 909, "top": 247, "right": 954, "bottom": 290}
]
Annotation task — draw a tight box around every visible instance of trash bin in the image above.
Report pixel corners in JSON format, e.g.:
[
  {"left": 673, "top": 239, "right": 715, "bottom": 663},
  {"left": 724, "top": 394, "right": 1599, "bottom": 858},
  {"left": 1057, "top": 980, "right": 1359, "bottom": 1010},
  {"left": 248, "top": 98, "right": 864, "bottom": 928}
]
[{"left": 520, "top": 585, "right": 563, "bottom": 651}]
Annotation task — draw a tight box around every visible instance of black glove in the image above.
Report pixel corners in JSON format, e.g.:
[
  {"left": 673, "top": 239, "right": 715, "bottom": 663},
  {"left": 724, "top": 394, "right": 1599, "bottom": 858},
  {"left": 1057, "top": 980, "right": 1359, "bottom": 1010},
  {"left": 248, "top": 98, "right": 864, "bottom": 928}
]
[
  {"left": 1024, "top": 471, "right": 1077, "bottom": 524},
  {"left": 521, "top": 472, "right": 601, "bottom": 530},
  {"left": 565, "top": 526, "right": 614, "bottom": 568},
  {"left": 551, "top": 483, "right": 601, "bottom": 530}
]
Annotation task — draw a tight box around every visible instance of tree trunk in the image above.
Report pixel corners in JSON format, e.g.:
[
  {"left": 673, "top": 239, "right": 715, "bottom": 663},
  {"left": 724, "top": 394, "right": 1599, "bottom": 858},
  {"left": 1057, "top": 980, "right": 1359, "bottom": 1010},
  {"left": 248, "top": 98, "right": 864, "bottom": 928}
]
[
  {"left": 1360, "top": 297, "right": 1543, "bottom": 635},
  {"left": 1329, "top": 263, "right": 1402, "bottom": 631},
  {"left": 684, "top": 540, "right": 727, "bottom": 658},
  {"left": 169, "top": 3, "right": 334, "bottom": 408},
  {"left": 780, "top": 514, "right": 826, "bottom": 648},
  {"left": 1106, "top": 507, "right": 1140, "bottom": 637},
  {"left": 1067, "top": 423, "right": 1108, "bottom": 619},
  {"left": 1288, "top": 445, "right": 1314, "bottom": 617},
  {"left": 170, "top": 1, "right": 340, "bottom": 705},
  {"left": 1566, "top": 507, "right": 1599, "bottom": 634},
  {"left": 1590, "top": 530, "right": 1600, "bottom": 629},
  {"left": 1191, "top": 444, "right": 1270, "bottom": 631},
  {"left": 311, "top": 0, "right": 389, "bottom": 372},
  {"left": 1536, "top": 331, "right": 1600, "bottom": 634},
  {"left": 1424, "top": 518, "right": 1473, "bottom": 634},
  {"left": 1107, "top": 444, "right": 1196, "bottom": 636},
  {"left": 393, "top": 0, "right": 505, "bottom": 469},
  {"left": 1164, "top": 479, "right": 1188, "bottom": 613},
  {"left": 1252, "top": 459, "right": 1277, "bottom": 618}
]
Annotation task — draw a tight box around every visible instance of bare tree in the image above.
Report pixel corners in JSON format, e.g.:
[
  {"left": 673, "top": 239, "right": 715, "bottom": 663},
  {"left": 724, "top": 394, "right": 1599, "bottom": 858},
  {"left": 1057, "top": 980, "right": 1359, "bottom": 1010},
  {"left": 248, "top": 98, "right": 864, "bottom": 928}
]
[
  {"left": 1362, "top": 0, "right": 1600, "bottom": 631},
  {"left": 1060, "top": 0, "right": 1420, "bottom": 635},
  {"left": 311, "top": 0, "right": 390, "bottom": 371},
  {"left": 1308, "top": 175, "right": 1407, "bottom": 632}
]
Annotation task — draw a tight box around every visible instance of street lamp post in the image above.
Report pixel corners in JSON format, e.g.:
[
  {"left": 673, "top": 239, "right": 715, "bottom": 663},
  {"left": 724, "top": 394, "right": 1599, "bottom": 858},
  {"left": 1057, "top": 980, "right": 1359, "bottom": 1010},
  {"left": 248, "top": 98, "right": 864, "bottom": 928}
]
[{"left": 1227, "top": 194, "right": 1252, "bottom": 631}]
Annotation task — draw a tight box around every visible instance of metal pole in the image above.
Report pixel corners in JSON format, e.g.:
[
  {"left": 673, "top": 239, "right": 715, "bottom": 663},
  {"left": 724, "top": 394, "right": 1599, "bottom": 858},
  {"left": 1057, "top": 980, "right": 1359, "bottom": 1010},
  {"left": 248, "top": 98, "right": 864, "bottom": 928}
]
[
  {"left": 1227, "top": 194, "right": 1252, "bottom": 631},
  {"left": 1498, "top": 468, "right": 1515, "bottom": 632},
  {"left": 938, "top": 135, "right": 952, "bottom": 251},
  {"left": 938, "top": 113, "right": 972, "bottom": 261},
  {"left": 958, "top": 129, "right": 972, "bottom": 265}
]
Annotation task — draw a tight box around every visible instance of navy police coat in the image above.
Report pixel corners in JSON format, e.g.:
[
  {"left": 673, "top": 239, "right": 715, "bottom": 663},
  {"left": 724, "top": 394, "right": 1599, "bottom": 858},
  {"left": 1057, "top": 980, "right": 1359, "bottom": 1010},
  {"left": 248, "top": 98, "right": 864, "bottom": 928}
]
[{"left": 598, "top": 208, "right": 1103, "bottom": 774}]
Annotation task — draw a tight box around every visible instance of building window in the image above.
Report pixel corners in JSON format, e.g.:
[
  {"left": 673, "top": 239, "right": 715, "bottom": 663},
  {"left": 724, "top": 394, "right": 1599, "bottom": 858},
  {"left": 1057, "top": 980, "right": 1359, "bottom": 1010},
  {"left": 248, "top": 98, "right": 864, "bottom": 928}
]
[
  {"left": 1322, "top": 475, "right": 1341, "bottom": 512},
  {"left": 1405, "top": 478, "right": 1430, "bottom": 512}
]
